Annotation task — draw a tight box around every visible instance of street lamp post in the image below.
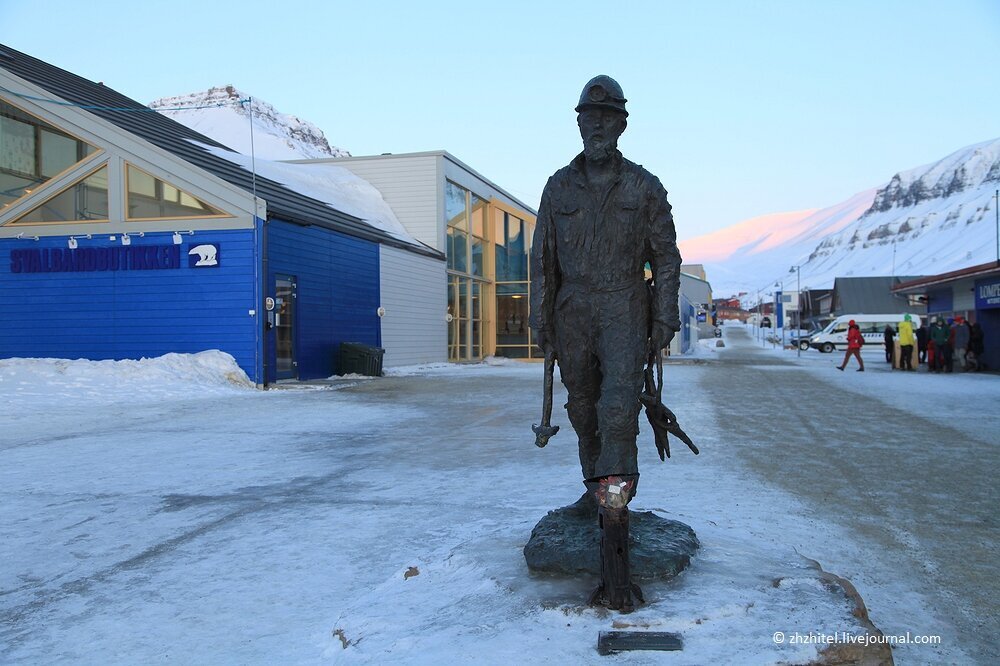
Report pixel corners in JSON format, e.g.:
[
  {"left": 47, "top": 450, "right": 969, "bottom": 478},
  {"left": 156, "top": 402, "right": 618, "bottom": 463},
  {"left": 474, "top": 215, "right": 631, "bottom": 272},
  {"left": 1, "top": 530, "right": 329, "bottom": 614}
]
[
  {"left": 757, "top": 289, "right": 762, "bottom": 345},
  {"left": 774, "top": 282, "right": 784, "bottom": 350},
  {"left": 790, "top": 265, "right": 801, "bottom": 358}
]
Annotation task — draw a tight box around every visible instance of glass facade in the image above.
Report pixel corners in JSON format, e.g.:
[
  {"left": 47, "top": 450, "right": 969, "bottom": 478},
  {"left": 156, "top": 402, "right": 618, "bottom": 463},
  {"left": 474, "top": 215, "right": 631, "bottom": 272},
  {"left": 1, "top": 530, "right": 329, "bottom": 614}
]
[
  {"left": 1, "top": 98, "right": 98, "bottom": 213},
  {"left": 494, "top": 208, "right": 538, "bottom": 358},
  {"left": 445, "top": 179, "right": 537, "bottom": 362},
  {"left": 446, "top": 181, "right": 490, "bottom": 361}
]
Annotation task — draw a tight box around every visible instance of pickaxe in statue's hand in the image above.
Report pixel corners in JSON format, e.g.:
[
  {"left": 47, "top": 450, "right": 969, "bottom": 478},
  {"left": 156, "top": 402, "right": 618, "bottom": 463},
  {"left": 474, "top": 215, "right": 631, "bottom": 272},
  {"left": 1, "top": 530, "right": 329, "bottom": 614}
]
[
  {"left": 639, "top": 349, "right": 699, "bottom": 459},
  {"left": 532, "top": 347, "right": 560, "bottom": 447}
]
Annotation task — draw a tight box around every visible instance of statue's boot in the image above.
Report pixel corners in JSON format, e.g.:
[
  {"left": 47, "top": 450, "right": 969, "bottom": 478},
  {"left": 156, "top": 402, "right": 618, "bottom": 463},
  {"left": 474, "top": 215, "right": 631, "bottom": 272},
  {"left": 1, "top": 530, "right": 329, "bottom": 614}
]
[{"left": 585, "top": 474, "right": 643, "bottom": 612}]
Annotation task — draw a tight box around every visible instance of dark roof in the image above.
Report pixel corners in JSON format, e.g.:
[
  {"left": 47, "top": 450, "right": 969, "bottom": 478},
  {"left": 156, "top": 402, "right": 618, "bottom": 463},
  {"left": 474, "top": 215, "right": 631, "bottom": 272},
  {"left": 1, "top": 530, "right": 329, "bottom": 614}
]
[
  {"left": 0, "top": 43, "right": 443, "bottom": 260},
  {"left": 831, "top": 276, "right": 925, "bottom": 314},
  {"left": 892, "top": 261, "right": 1000, "bottom": 293}
]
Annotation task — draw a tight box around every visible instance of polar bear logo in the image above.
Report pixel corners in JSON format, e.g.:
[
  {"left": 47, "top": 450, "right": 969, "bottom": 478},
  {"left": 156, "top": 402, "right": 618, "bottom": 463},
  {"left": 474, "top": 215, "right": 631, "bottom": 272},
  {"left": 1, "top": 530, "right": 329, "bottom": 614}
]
[{"left": 188, "top": 244, "right": 219, "bottom": 267}]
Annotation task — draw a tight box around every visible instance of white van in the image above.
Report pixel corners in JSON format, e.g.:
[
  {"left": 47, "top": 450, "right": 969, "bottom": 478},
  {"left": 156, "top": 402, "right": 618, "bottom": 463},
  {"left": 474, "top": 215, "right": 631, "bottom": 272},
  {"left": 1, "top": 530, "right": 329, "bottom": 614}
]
[{"left": 809, "top": 314, "right": 921, "bottom": 353}]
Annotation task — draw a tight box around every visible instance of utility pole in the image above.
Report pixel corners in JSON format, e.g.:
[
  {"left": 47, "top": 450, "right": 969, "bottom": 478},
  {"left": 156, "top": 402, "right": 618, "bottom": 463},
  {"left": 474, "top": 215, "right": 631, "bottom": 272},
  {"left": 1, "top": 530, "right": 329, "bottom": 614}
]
[
  {"left": 790, "top": 265, "right": 801, "bottom": 358},
  {"left": 774, "top": 282, "right": 783, "bottom": 350},
  {"left": 757, "top": 289, "right": 763, "bottom": 347}
]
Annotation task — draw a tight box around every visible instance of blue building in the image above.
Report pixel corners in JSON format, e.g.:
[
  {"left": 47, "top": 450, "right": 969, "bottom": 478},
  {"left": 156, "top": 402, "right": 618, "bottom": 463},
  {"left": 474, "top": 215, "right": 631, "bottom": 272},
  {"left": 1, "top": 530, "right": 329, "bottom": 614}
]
[{"left": 0, "top": 44, "right": 445, "bottom": 385}]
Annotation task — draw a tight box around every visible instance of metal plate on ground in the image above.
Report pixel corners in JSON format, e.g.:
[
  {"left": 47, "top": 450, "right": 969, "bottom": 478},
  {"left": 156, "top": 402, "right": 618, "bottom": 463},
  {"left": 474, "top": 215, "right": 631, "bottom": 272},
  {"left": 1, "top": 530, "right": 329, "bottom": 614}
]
[{"left": 597, "top": 631, "right": 683, "bottom": 654}]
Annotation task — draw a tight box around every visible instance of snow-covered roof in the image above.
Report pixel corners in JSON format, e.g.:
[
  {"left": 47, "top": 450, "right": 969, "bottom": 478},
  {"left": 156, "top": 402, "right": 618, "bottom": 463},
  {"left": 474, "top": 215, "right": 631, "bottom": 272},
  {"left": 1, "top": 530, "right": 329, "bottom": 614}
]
[
  {"left": 198, "top": 143, "right": 424, "bottom": 247},
  {"left": 0, "top": 43, "right": 442, "bottom": 260}
]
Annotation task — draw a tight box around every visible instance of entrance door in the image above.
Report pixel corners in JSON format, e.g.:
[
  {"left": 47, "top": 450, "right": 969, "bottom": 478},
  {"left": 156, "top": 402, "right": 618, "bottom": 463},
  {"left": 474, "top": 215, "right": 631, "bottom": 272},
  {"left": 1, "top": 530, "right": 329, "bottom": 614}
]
[{"left": 275, "top": 275, "right": 297, "bottom": 379}]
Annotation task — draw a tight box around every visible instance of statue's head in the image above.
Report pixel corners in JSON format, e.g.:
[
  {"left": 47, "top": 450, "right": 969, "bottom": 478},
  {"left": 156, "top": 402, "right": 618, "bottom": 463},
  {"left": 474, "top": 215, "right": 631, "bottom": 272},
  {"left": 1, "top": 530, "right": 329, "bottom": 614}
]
[{"left": 576, "top": 75, "right": 628, "bottom": 163}]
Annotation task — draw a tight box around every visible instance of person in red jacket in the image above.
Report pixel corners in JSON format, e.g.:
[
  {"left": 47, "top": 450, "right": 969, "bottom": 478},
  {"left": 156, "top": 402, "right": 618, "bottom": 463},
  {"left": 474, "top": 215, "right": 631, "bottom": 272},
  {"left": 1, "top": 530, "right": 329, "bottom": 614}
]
[{"left": 837, "top": 320, "right": 865, "bottom": 371}]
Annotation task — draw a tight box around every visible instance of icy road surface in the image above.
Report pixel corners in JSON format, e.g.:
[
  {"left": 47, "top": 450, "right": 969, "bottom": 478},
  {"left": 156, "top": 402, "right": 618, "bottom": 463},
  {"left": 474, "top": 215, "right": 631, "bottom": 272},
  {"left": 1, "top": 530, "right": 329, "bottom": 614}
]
[{"left": 1, "top": 336, "right": 996, "bottom": 664}]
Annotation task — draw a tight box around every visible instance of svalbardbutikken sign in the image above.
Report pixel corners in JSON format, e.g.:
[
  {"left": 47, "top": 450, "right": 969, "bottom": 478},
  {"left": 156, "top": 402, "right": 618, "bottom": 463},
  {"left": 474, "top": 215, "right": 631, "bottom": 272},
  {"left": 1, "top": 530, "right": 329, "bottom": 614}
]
[{"left": 8, "top": 243, "right": 220, "bottom": 273}]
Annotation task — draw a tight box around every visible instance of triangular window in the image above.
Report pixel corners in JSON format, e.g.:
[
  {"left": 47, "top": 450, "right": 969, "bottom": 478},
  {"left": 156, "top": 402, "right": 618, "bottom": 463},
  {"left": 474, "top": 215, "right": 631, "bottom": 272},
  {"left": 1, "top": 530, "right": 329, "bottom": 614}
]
[
  {"left": 11, "top": 164, "right": 109, "bottom": 224},
  {"left": 126, "top": 164, "right": 226, "bottom": 219},
  {"left": 1, "top": 97, "right": 99, "bottom": 214}
]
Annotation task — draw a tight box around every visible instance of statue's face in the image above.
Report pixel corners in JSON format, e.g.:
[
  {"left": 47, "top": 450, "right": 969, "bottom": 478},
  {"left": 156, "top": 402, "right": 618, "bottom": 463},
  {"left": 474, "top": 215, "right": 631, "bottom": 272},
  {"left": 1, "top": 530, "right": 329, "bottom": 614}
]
[{"left": 578, "top": 109, "right": 626, "bottom": 163}]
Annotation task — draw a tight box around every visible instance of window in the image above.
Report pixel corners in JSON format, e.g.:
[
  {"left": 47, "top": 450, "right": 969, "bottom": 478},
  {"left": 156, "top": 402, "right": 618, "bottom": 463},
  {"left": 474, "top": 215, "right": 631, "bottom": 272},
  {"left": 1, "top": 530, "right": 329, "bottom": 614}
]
[
  {"left": 126, "top": 164, "right": 225, "bottom": 219},
  {"left": 1, "top": 98, "right": 98, "bottom": 213},
  {"left": 445, "top": 181, "right": 468, "bottom": 231},
  {"left": 11, "top": 164, "right": 109, "bottom": 224},
  {"left": 446, "top": 181, "right": 469, "bottom": 272},
  {"left": 470, "top": 194, "right": 486, "bottom": 278},
  {"left": 494, "top": 210, "right": 528, "bottom": 282},
  {"left": 494, "top": 209, "right": 535, "bottom": 358},
  {"left": 446, "top": 181, "right": 489, "bottom": 361}
]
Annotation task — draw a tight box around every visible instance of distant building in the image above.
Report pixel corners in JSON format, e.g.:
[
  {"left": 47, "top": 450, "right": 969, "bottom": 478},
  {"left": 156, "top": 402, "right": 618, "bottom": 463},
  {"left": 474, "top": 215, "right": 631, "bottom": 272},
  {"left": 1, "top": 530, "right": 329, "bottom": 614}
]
[
  {"left": 680, "top": 263, "right": 707, "bottom": 281},
  {"left": 893, "top": 261, "right": 1000, "bottom": 370},
  {"left": 670, "top": 271, "right": 713, "bottom": 354},
  {"left": 292, "top": 152, "right": 539, "bottom": 361},
  {"left": 713, "top": 297, "right": 748, "bottom": 322},
  {"left": 799, "top": 288, "right": 833, "bottom": 327},
  {"left": 830, "top": 276, "right": 926, "bottom": 316}
]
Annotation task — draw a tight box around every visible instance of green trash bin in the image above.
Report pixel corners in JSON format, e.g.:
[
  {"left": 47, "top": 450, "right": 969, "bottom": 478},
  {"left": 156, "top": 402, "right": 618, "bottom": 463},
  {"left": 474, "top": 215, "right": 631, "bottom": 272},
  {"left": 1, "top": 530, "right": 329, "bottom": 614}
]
[{"left": 338, "top": 342, "right": 385, "bottom": 376}]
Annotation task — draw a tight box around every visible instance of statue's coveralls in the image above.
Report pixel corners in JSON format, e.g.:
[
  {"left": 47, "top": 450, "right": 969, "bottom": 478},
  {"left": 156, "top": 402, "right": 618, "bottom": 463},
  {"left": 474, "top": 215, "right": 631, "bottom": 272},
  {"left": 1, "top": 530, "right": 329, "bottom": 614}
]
[{"left": 529, "top": 150, "right": 682, "bottom": 480}]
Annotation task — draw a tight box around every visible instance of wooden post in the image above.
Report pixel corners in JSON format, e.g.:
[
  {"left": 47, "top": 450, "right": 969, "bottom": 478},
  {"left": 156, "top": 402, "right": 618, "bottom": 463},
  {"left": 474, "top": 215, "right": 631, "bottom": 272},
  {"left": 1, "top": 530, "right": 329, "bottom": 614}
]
[
  {"left": 587, "top": 475, "right": 643, "bottom": 611},
  {"left": 599, "top": 505, "right": 635, "bottom": 611}
]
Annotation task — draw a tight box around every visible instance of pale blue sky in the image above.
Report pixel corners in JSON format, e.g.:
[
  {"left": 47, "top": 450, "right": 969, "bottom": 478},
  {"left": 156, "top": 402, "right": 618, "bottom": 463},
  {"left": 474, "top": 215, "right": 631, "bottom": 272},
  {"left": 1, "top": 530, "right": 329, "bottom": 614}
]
[{"left": 2, "top": 0, "right": 997, "bottom": 241}]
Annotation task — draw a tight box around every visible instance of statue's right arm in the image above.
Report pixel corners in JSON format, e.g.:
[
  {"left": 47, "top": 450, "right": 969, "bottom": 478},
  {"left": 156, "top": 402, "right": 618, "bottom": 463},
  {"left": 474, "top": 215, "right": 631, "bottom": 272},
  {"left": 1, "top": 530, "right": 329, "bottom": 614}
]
[{"left": 529, "top": 182, "right": 556, "bottom": 348}]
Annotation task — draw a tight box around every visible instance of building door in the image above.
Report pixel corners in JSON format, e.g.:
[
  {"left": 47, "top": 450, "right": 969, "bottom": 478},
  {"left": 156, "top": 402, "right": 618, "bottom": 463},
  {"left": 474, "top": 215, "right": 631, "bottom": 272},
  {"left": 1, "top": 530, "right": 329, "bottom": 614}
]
[{"left": 275, "top": 275, "right": 297, "bottom": 379}]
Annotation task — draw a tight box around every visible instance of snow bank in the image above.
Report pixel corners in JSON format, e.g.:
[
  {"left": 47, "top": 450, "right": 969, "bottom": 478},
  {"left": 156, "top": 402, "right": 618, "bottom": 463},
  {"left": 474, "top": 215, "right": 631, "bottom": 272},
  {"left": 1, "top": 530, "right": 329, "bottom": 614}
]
[{"left": 0, "top": 351, "right": 253, "bottom": 412}]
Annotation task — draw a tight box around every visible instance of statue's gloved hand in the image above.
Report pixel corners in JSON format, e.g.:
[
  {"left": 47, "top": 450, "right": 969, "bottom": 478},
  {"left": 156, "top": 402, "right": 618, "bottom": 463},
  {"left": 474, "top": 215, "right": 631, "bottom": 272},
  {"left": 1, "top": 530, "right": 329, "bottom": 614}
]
[
  {"left": 650, "top": 321, "right": 680, "bottom": 351},
  {"left": 535, "top": 329, "right": 555, "bottom": 353}
]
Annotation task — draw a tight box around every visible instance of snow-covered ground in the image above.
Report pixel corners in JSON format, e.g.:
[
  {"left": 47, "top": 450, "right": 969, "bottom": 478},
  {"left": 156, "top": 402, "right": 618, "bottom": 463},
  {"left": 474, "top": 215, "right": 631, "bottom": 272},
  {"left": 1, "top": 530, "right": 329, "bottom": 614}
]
[{"left": 1, "top": 346, "right": 992, "bottom": 663}]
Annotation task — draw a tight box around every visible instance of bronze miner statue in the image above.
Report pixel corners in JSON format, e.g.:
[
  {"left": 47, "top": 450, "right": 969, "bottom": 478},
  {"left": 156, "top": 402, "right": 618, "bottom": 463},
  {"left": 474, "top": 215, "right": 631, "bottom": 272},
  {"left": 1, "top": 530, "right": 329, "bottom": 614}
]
[{"left": 529, "top": 75, "right": 697, "bottom": 612}]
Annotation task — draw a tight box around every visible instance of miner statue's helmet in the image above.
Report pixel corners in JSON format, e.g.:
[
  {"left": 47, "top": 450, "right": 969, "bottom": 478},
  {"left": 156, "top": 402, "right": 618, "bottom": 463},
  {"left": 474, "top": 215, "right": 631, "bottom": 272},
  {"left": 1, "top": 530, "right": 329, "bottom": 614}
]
[{"left": 575, "top": 75, "right": 628, "bottom": 117}]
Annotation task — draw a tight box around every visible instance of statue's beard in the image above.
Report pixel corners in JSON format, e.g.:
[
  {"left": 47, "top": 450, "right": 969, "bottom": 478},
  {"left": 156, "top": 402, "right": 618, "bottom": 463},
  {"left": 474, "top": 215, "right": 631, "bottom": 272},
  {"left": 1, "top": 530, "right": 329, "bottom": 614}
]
[{"left": 583, "top": 136, "right": 616, "bottom": 163}]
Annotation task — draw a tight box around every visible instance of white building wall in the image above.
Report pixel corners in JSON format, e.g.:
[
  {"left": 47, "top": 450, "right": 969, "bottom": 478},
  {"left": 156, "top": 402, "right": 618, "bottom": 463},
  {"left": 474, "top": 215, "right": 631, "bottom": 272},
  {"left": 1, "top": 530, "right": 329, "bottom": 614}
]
[
  {"left": 322, "top": 155, "right": 441, "bottom": 250},
  {"left": 953, "top": 277, "right": 977, "bottom": 312},
  {"left": 379, "top": 245, "right": 447, "bottom": 367}
]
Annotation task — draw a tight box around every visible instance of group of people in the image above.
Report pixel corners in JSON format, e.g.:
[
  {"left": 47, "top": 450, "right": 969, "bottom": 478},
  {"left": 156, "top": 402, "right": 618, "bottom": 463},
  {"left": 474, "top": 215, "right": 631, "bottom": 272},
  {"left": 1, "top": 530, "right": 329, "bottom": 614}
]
[
  {"left": 881, "top": 315, "right": 985, "bottom": 372},
  {"left": 918, "top": 316, "right": 986, "bottom": 373},
  {"left": 838, "top": 314, "right": 986, "bottom": 373}
]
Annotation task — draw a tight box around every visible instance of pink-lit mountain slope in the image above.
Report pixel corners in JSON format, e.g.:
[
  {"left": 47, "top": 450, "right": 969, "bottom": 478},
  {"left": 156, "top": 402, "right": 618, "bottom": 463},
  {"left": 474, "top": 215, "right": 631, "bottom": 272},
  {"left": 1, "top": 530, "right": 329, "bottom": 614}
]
[{"left": 681, "top": 137, "right": 1000, "bottom": 297}]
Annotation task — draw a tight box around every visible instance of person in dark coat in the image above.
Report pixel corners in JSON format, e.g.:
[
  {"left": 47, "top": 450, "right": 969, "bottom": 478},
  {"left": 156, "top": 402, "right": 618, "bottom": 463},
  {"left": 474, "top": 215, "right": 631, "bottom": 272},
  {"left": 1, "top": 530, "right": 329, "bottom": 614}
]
[
  {"left": 883, "top": 324, "right": 895, "bottom": 364},
  {"left": 944, "top": 318, "right": 957, "bottom": 372},
  {"left": 929, "top": 318, "right": 951, "bottom": 373},
  {"left": 836, "top": 320, "right": 865, "bottom": 371},
  {"left": 969, "top": 322, "right": 985, "bottom": 371},
  {"left": 916, "top": 324, "right": 929, "bottom": 364},
  {"left": 953, "top": 316, "right": 971, "bottom": 371}
]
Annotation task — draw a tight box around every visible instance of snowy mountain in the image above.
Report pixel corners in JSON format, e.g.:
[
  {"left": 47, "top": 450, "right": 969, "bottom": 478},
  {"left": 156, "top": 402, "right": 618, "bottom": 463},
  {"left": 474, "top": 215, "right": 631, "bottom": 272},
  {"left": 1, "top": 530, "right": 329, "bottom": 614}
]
[
  {"left": 681, "top": 138, "right": 1000, "bottom": 299},
  {"left": 149, "top": 88, "right": 427, "bottom": 248},
  {"left": 149, "top": 86, "right": 349, "bottom": 160}
]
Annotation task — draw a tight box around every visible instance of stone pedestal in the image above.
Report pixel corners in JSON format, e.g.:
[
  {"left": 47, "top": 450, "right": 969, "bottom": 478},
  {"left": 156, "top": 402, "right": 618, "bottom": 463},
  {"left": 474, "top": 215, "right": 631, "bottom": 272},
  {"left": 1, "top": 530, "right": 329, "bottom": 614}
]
[{"left": 523, "top": 496, "right": 699, "bottom": 579}]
